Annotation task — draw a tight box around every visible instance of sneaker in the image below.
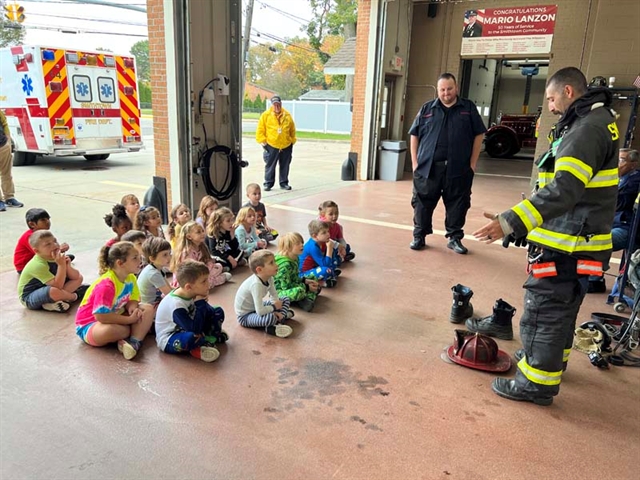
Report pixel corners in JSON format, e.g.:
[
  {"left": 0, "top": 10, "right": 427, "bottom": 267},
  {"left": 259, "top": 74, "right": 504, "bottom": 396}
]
[
  {"left": 447, "top": 239, "right": 468, "bottom": 255},
  {"left": 5, "top": 198, "right": 24, "bottom": 208},
  {"left": 285, "top": 309, "right": 295, "bottom": 320},
  {"left": 296, "top": 297, "right": 315, "bottom": 312},
  {"left": 334, "top": 269, "right": 342, "bottom": 277},
  {"left": 266, "top": 324, "right": 293, "bottom": 338},
  {"left": 190, "top": 344, "right": 220, "bottom": 363},
  {"left": 280, "top": 184, "right": 292, "bottom": 191},
  {"left": 222, "top": 266, "right": 231, "bottom": 273},
  {"left": 0, "top": 201, "right": 5, "bottom": 212},
  {"left": 325, "top": 278, "right": 338, "bottom": 288},
  {"left": 205, "top": 329, "right": 229, "bottom": 345},
  {"left": 74, "top": 284, "right": 90, "bottom": 301},
  {"left": 117, "top": 339, "right": 140, "bottom": 360},
  {"left": 263, "top": 185, "right": 273, "bottom": 192},
  {"left": 344, "top": 252, "right": 356, "bottom": 262},
  {"left": 223, "top": 272, "right": 233, "bottom": 282},
  {"left": 42, "top": 301, "right": 70, "bottom": 312}
]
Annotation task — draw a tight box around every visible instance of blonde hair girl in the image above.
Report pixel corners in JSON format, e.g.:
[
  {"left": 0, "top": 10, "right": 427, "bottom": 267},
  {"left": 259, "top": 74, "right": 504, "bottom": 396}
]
[
  {"left": 206, "top": 207, "right": 245, "bottom": 270},
  {"left": 170, "top": 221, "right": 230, "bottom": 289},
  {"left": 234, "top": 206, "right": 266, "bottom": 257},
  {"left": 196, "top": 195, "right": 219, "bottom": 229}
]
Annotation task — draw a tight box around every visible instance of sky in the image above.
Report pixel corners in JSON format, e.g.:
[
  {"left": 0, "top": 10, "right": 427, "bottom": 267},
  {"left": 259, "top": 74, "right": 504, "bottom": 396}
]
[{"left": 19, "top": 0, "right": 314, "bottom": 55}]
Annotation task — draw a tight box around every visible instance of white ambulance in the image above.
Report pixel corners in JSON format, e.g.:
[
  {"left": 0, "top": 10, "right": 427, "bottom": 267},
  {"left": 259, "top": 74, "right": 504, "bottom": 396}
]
[{"left": 0, "top": 45, "right": 143, "bottom": 166}]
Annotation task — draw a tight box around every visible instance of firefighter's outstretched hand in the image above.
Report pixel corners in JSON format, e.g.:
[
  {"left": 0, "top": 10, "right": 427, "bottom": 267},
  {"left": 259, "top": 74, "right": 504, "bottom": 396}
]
[{"left": 472, "top": 212, "right": 504, "bottom": 244}]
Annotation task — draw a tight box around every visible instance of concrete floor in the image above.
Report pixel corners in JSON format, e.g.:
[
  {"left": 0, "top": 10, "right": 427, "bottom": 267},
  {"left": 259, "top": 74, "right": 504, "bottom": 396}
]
[{"left": 1, "top": 156, "right": 639, "bottom": 479}]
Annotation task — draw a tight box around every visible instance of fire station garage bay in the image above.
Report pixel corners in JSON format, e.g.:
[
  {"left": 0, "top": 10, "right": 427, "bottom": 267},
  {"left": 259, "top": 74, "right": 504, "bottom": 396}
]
[{"left": 2, "top": 1, "right": 640, "bottom": 479}]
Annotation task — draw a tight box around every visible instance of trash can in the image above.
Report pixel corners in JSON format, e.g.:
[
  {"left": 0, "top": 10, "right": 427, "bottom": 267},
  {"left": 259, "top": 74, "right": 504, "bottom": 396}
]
[{"left": 378, "top": 140, "right": 407, "bottom": 181}]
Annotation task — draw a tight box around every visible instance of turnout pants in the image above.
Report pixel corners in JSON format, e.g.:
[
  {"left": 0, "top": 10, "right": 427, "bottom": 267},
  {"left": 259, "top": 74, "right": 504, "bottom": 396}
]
[
  {"left": 411, "top": 163, "right": 474, "bottom": 240},
  {"left": 515, "top": 256, "right": 588, "bottom": 397},
  {"left": 264, "top": 144, "right": 293, "bottom": 188}
]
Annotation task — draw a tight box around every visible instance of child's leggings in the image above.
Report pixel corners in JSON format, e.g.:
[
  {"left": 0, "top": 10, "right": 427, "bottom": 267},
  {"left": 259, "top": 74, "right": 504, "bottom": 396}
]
[
  {"left": 301, "top": 265, "right": 334, "bottom": 280},
  {"left": 164, "top": 331, "right": 205, "bottom": 354},
  {"left": 237, "top": 297, "right": 291, "bottom": 328}
]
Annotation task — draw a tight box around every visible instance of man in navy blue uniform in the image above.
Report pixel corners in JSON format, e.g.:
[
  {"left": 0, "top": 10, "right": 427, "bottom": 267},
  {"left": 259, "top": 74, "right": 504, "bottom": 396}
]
[{"left": 409, "top": 73, "right": 486, "bottom": 254}]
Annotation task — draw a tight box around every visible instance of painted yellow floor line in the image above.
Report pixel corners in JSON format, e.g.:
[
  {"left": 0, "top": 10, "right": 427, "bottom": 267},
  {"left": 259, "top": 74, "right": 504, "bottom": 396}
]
[
  {"left": 100, "top": 180, "right": 148, "bottom": 189},
  {"left": 268, "top": 202, "right": 622, "bottom": 265}
]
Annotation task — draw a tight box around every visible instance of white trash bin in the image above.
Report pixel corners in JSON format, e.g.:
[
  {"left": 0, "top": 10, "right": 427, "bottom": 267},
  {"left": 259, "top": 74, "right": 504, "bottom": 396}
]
[{"left": 378, "top": 140, "right": 407, "bottom": 181}]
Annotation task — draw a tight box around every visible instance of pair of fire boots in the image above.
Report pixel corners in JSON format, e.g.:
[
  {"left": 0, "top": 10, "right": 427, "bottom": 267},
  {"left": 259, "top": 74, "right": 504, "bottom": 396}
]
[{"left": 449, "top": 284, "right": 516, "bottom": 340}]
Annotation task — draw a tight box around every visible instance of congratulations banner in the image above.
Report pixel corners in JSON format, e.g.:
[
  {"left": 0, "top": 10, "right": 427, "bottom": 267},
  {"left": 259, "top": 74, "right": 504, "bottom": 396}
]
[{"left": 461, "top": 5, "right": 558, "bottom": 56}]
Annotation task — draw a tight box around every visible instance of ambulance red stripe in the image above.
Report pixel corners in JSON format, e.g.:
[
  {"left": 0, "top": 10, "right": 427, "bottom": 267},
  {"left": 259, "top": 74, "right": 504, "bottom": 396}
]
[{"left": 3, "top": 108, "right": 38, "bottom": 150}]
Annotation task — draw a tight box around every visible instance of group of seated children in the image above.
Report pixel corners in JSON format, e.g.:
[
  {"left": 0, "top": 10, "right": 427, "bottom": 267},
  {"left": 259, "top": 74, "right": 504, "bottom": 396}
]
[{"left": 14, "top": 187, "right": 355, "bottom": 361}]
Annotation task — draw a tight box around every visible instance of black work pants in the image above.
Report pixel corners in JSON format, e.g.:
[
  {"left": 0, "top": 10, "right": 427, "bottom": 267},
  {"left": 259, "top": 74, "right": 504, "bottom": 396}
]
[
  {"left": 411, "top": 162, "right": 474, "bottom": 240},
  {"left": 515, "top": 262, "right": 588, "bottom": 397},
  {"left": 263, "top": 144, "right": 293, "bottom": 188}
]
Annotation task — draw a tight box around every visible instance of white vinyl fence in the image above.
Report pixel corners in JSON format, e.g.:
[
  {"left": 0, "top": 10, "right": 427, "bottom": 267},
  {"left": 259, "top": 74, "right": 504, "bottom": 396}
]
[{"left": 279, "top": 100, "right": 352, "bottom": 134}]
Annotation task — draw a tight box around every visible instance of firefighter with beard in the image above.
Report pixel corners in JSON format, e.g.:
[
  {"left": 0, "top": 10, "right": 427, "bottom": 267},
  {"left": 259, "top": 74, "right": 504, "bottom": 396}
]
[{"left": 473, "top": 67, "right": 620, "bottom": 406}]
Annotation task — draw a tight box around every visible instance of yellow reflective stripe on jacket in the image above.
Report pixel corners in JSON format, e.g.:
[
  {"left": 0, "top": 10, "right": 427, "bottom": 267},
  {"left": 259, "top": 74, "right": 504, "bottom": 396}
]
[
  {"left": 517, "top": 358, "right": 562, "bottom": 386},
  {"left": 538, "top": 172, "right": 554, "bottom": 188},
  {"left": 511, "top": 199, "right": 543, "bottom": 231},
  {"left": 563, "top": 349, "right": 571, "bottom": 363},
  {"left": 527, "top": 227, "right": 612, "bottom": 253},
  {"left": 586, "top": 168, "right": 618, "bottom": 188},
  {"left": 555, "top": 156, "right": 593, "bottom": 185}
]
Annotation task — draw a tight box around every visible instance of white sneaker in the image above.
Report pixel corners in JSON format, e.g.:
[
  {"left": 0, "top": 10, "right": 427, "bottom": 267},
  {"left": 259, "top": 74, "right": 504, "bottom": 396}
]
[
  {"left": 42, "top": 301, "right": 70, "bottom": 313},
  {"left": 199, "top": 345, "right": 220, "bottom": 362},
  {"left": 266, "top": 324, "right": 293, "bottom": 338},
  {"left": 223, "top": 272, "right": 233, "bottom": 282}
]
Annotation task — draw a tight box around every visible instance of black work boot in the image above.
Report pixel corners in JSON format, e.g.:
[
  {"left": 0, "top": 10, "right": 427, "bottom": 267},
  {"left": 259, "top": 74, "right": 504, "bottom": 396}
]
[
  {"left": 465, "top": 298, "right": 515, "bottom": 340},
  {"left": 449, "top": 284, "right": 474, "bottom": 324},
  {"left": 491, "top": 378, "right": 553, "bottom": 406}
]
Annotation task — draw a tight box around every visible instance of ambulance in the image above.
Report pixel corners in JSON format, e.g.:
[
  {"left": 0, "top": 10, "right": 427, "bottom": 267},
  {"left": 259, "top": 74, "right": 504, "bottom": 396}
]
[{"left": 0, "top": 45, "right": 143, "bottom": 166}]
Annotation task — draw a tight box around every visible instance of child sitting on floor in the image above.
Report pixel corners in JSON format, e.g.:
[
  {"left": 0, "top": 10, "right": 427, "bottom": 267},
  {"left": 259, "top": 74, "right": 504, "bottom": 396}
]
[
  {"left": 234, "top": 250, "right": 294, "bottom": 338},
  {"left": 121, "top": 194, "right": 140, "bottom": 225},
  {"left": 243, "top": 183, "right": 278, "bottom": 242},
  {"left": 75, "top": 241, "right": 154, "bottom": 360},
  {"left": 105, "top": 204, "right": 132, "bottom": 247},
  {"left": 299, "top": 220, "right": 339, "bottom": 288},
  {"left": 170, "top": 221, "right": 231, "bottom": 289},
  {"left": 274, "top": 232, "right": 320, "bottom": 312},
  {"left": 196, "top": 195, "right": 219, "bottom": 228},
  {"left": 121, "top": 230, "right": 147, "bottom": 267},
  {"left": 156, "top": 259, "right": 227, "bottom": 363},
  {"left": 136, "top": 206, "right": 165, "bottom": 239},
  {"left": 14, "top": 208, "right": 73, "bottom": 274},
  {"left": 168, "top": 203, "right": 192, "bottom": 250},
  {"left": 17, "top": 230, "right": 84, "bottom": 312},
  {"left": 234, "top": 206, "right": 267, "bottom": 258},
  {"left": 206, "top": 207, "right": 245, "bottom": 271},
  {"left": 318, "top": 200, "right": 356, "bottom": 263},
  {"left": 138, "top": 237, "right": 173, "bottom": 307}
]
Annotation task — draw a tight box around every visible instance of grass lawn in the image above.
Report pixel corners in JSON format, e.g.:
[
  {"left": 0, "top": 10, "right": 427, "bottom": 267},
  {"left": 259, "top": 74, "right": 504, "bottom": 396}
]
[
  {"left": 242, "top": 131, "right": 350, "bottom": 141},
  {"left": 141, "top": 108, "right": 153, "bottom": 116},
  {"left": 242, "top": 112, "right": 262, "bottom": 120}
]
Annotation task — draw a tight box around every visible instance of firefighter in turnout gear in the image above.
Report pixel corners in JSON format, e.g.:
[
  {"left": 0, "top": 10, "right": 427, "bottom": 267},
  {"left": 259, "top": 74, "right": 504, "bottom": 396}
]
[{"left": 473, "top": 67, "right": 620, "bottom": 406}]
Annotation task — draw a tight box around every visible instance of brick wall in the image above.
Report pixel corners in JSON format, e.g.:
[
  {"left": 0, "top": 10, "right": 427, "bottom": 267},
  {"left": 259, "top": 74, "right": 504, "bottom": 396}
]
[
  {"left": 349, "top": 0, "right": 371, "bottom": 179},
  {"left": 147, "top": 0, "right": 172, "bottom": 202}
]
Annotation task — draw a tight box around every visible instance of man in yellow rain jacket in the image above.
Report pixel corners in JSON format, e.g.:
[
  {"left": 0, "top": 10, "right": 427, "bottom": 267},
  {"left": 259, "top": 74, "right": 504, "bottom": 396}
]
[{"left": 256, "top": 96, "right": 297, "bottom": 191}]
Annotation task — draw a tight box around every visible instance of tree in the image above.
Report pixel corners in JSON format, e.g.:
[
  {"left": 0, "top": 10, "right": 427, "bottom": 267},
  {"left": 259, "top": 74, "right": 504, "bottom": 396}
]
[
  {"left": 130, "top": 40, "right": 149, "bottom": 83},
  {"left": 306, "top": 0, "right": 357, "bottom": 59},
  {"left": 247, "top": 43, "right": 279, "bottom": 84},
  {"left": 0, "top": 0, "right": 25, "bottom": 48}
]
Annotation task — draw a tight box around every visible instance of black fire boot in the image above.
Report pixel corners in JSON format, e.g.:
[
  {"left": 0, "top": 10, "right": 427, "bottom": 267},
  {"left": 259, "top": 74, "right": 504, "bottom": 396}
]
[
  {"left": 449, "top": 284, "right": 474, "bottom": 324},
  {"left": 465, "top": 298, "right": 515, "bottom": 340},
  {"left": 492, "top": 378, "right": 553, "bottom": 406}
]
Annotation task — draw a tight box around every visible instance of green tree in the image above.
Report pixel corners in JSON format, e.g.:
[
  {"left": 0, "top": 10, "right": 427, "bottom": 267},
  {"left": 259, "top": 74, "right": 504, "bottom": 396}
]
[
  {"left": 130, "top": 40, "right": 149, "bottom": 83},
  {"left": 247, "top": 43, "right": 279, "bottom": 84},
  {"left": 253, "top": 94, "right": 264, "bottom": 110},
  {"left": 243, "top": 93, "right": 254, "bottom": 110},
  {"left": 0, "top": 0, "right": 25, "bottom": 48},
  {"left": 138, "top": 81, "right": 152, "bottom": 105},
  {"left": 306, "top": 0, "right": 357, "bottom": 61}
]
